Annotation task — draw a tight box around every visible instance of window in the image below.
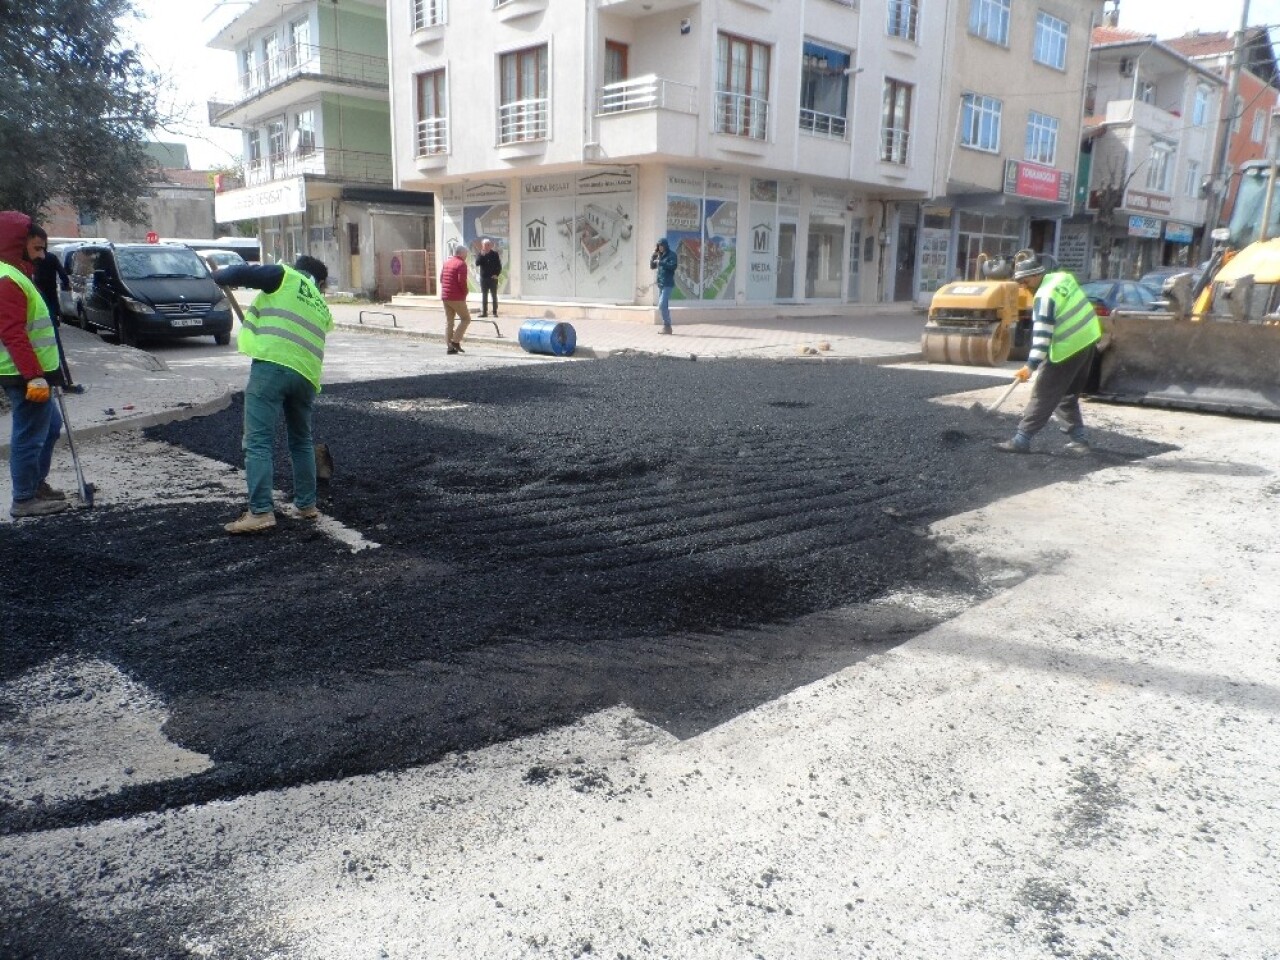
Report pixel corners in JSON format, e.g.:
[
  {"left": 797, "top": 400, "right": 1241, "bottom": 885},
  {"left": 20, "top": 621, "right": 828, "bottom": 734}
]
[
  {"left": 1025, "top": 111, "right": 1058, "bottom": 165},
  {"left": 1192, "top": 85, "right": 1211, "bottom": 126},
  {"left": 716, "top": 32, "right": 771, "bottom": 139},
  {"left": 1145, "top": 140, "right": 1174, "bottom": 193},
  {"left": 887, "top": 0, "right": 919, "bottom": 41},
  {"left": 416, "top": 69, "right": 448, "bottom": 155},
  {"left": 268, "top": 120, "right": 286, "bottom": 161},
  {"left": 1033, "top": 13, "right": 1068, "bottom": 70},
  {"left": 605, "top": 41, "right": 628, "bottom": 87},
  {"left": 881, "top": 78, "right": 913, "bottom": 163},
  {"left": 413, "top": 0, "right": 446, "bottom": 29},
  {"left": 800, "top": 41, "right": 850, "bottom": 139},
  {"left": 1252, "top": 108, "right": 1266, "bottom": 143},
  {"left": 1185, "top": 159, "right": 1200, "bottom": 198},
  {"left": 247, "top": 130, "right": 262, "bottom": 167},
  {"left": 969, "top": 0, "right": 1009, "bottom": 45},
  {"left": 499, "top": 45, "right": 548, "bottom": 143},
  {"left": 1137, "top": 80, "right": 1155, "bottom": 105},
  {"left": 262, "top": 34, "right": 280, "bottom": 84},
  {"left": 960, "top": 93, "right": 1001, "bottom": 153},
  {"left": 293, "top": 109, "right": 316, "bottom": 155},
  {"left": 240, "top": 47, "right": 258, "bottom": 91}
]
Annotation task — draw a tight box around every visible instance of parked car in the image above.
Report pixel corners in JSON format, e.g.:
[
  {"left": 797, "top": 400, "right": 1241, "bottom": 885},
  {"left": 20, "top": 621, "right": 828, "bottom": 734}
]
[
  {"left": 1140, "top": 265, "right": 1205, "bottom": 292},
  {"left": 200, "top": 248, "right": 247, "bottom": 273},
  {"left": 69, "top": 242, "right": 234, "bottom": 346},
  {"left": 1080, "top": 279, "right": 1163, "bottom": 316},
  {"left": 46, "top": 242, "right": 93, "bottom": 321}
]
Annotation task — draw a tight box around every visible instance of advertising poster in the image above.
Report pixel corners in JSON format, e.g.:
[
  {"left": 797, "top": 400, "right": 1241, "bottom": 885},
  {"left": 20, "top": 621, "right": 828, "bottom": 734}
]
[
  {"left": 463, "top": 203, "right": 510, "bottom": 294},
  {"left": 440, "top": 204, "right": 465, "bottom": 289},
  {"left": 700, "top": 198, "right": 737, "bottom": 301},
  {"left": 746, "top": 200, "right": 777, "bottom": 301}
]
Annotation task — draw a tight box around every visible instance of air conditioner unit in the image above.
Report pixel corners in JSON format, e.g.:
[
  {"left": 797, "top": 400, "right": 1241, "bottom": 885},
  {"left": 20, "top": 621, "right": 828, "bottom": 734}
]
[{"left": 1119, "top": 57, "right": 1135, "bottom": 78}]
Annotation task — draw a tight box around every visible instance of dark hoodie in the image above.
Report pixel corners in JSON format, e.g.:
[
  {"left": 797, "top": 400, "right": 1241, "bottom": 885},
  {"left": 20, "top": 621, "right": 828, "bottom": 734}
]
[{"left": 0, "top": 210, "right": 57, "bottom": 384}]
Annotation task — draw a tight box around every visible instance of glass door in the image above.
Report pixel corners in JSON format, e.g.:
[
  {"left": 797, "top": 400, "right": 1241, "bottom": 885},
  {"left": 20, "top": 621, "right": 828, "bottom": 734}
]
[{"left": 776, "top": 220, "right": 797, "bottom": 299}]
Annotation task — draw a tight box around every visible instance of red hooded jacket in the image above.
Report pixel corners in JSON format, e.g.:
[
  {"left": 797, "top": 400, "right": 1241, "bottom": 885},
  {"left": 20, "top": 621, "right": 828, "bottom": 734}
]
[
  {"left": 0, "top": 211, "right": 47, "bottom": 382},
  {"left": 439, "top": 251, "right": 469, "bottom": 301}
]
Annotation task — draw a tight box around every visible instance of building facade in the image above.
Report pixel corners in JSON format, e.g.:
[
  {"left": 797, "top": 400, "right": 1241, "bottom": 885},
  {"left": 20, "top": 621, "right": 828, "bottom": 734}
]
[
  {"left": 389, "top": 0, "right": 948, "bottom": 316},
  {"left": 208, "top": 0, "right": 433, "bottom": 295}
]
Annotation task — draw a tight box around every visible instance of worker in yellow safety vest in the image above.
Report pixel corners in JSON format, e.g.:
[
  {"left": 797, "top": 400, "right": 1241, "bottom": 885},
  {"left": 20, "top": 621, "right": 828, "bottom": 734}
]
[
  {"left": 996, "top": 253, "right": 1103, "bottom": 455},
  {"left": 212, "top": 255, "right": 334, "bottom": 534},
  {"left": 0, "top": 212, "right": 68, "bottom": 518}
]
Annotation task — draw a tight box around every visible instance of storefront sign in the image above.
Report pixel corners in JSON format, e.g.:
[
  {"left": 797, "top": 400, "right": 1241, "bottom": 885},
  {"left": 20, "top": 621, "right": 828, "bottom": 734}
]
[
  {"left": 1124, "top": 190, "right": 1171, "bottom": 216},
  {"left": 214, "top": 176, "right": 306, "bottom": 222},
  {"left": 1057, "top": 223, "right": 1090, "bottom": 275},
  {"left": 1164, "top": 222, "right": 1194, "bottom": 244},
  {"left": 1003, "top": 160, "right": 1070, "bottom": 203},
  {"left": 1128, "top": 215, "right": 1162, "bottom": 238}
]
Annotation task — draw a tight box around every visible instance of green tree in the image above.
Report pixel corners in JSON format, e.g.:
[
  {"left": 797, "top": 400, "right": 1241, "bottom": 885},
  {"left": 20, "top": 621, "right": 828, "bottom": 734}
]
[{"left": 0, "top": 0, "right": 163, "bottom": 222}]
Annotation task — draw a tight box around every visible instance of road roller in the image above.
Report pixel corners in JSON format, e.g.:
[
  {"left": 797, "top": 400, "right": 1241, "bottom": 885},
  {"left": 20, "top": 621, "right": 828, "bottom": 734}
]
[{"left": 921, "top": 253, "right": 1034, "bottom": 366}]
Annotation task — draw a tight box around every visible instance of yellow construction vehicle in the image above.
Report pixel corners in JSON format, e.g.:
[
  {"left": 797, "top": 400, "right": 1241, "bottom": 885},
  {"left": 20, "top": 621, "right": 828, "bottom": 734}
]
[
  {"left": 1091, "top": 160, "right": 1280, "bottom": 418},
  {"left": 921, "top": 251, "right": 1039, "bottom": 366}
]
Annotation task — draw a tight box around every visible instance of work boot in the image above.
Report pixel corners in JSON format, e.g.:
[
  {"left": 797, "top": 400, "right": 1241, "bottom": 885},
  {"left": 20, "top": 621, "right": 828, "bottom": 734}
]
[
  {"left": 446, "top": 343, "right": 459, "bottom": 355},
  {"left": 10, "top": 497, "right": 69, "bottom": 518},
  {"left": 452, "top": 341, "right": 465, "bottom": 353},
  {"left": 35, "top": 482, "right": 67, "bottom": 501},
  {"left": 295, "top": 505, "right": 320, "bottom": 520},
  {"left": 1064, "top": 440, "right": 1091, "bottom": 454},
  {"left": 995, "top": 436, "right": 1031, "bottom": 454},
  {"left": 224, "top": 510, "right": 276, "bottom": 534},
  {"left": 659, "top": 326, "right": 673, "bottom": 335}
]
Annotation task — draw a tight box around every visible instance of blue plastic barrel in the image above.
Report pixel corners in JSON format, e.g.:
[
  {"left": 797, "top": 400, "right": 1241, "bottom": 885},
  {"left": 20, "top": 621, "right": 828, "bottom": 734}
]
[{"left": 518, "top": 319, "right": 577, "bottom": 357}]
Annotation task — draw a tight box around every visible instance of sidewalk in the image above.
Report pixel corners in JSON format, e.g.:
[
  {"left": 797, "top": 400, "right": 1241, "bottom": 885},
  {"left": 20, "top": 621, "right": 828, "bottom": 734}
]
[{"left": 1, "top": 305, "right": 927, "bottom": 454}]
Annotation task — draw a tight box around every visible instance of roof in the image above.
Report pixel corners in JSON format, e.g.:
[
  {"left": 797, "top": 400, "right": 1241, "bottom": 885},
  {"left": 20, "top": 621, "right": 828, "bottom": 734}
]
[
  {"left": 1092, "top": 25, "right": 1154, "bottom": 45},
  {"left": 1164, "top": 31, "right": 1233, "bottom": 58},
  {"left": 1164, "top": 27, "right": 1279, "bottom": 87}
]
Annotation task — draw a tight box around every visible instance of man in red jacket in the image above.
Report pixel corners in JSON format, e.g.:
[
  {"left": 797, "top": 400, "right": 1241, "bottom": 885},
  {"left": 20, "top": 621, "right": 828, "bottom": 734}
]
[
  {"left": 439, "top": 243, "right": 470, "bottom": 355},
  {"left": 0, "top": 211, "right": 67, "bottom": 518}
]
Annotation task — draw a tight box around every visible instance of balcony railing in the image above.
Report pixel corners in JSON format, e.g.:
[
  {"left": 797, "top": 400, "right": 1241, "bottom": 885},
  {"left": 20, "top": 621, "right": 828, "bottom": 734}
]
[
  {"left": 887, "top": 0, "right": 919, "bottom": 40},
  {"left": 243, "top": 147, "right": 392, "bottom": 186},
  {"left": 413, "top": 0, "right": 447, "bottom": 28},
  {"left": 800, "top": 108, "right": 847, "bottom": 140},
  {"left": 598, "top": 75, "right": 698, "bottom": 114},
  {"left": 417, "top": 117, "right": 449, "bottom": 156},
  {"left": 498, "top": 97, "right": 549, "bottom": 144},
  {"left": 714, "top": 91, "right": 769, "bottom": 140},
  {"left": 230, "top": 43, "right": 388, "bottom": 105},
  {"left": 880, "top": 126, "right": 911, "bottom": 164}
]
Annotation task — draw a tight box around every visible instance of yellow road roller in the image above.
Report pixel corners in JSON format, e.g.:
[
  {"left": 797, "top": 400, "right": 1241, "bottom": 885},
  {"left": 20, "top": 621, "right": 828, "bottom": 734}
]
[{"left": 922, "top": 253, "right": 1035, "bottom": 366}]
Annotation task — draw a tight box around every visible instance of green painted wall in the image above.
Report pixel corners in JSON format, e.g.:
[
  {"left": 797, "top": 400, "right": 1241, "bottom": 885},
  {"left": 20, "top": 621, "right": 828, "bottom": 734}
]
[
  {"left": 317, "top": 1, "right": 387, "bottom": 60},
  {"left": 321, "top": 95, "right": 392, "bottom": 156}
]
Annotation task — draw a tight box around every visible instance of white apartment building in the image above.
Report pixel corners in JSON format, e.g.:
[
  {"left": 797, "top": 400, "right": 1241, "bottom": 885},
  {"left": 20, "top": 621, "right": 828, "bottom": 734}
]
[
  {"left": 208, "top": 0, "right": 434, "bottom": 295},
  {"left": 919, "top": 0, "right": 1101, "bottom": 299},
  {"left": 1073, "top": 27, "right": 1222, "bottom": 277},
  {"left": 389, "top": 0, "right": 946, "bottom": 316}
]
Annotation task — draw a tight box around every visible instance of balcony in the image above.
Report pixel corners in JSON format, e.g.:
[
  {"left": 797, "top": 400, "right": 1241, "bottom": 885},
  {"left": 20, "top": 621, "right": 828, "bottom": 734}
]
[
  {"left": 242, "top": 148, "right": 393, "bottom": 187},
  {"left": 880, "top": 127, "right": 911, "bottom": 166},
  {"left": 594, "top": 75, "right": 699, "bottom": 160},
  {"left": 497, "top": 98, "right": 550, "bottom": 156},
  {"left": 415, "top": 118, "right": 450, "bottom": 171},
  {"left": 413, "top": 0, "right": 447, "bottom": 43},
  {"left": 713, "top": 91, "right": 770, "bottom": 154},
  {"left": 800, "top": 109, "right": 847, "bottom": 141},
  {"left": 211, "top": 43, "right": 389, "bottom": 127}
]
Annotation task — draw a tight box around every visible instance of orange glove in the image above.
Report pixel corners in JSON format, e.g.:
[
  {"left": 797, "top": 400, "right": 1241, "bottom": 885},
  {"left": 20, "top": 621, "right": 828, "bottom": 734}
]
[
  {"left": 1012, "top": 366, "right": 1032, "bottom": 383},
  {"left": 25, "top": 377, "right": 50, "bottom": 403}
]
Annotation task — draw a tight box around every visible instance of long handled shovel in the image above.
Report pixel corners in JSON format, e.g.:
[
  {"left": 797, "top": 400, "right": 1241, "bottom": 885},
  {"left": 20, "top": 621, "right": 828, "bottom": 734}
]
[
  {"left": 970, "top": 377, "right": 1023, "bottom": 417},
  {"left": 53, "top": 386, "right": 95, "bottom": 508}
]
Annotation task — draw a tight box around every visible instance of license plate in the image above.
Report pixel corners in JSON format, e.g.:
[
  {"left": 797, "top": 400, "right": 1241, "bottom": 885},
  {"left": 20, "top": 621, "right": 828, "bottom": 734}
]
[{"left": 170, "top": 317, "right": 203, "bottom": 327}]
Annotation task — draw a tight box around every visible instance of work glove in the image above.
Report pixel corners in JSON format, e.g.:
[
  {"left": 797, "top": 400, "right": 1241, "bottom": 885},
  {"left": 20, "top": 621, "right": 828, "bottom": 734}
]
[
  {"left": 25, "top": 377, "right": 50, "bottom": 403},
  {"left": 1012, "top": 366, "right": 1032, "bottom": 383}
]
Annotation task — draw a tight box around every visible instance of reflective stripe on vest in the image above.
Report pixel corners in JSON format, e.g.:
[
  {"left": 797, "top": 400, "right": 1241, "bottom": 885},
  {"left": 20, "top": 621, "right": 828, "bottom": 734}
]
[
  {"left": 238, "top": 265, "right": 332, "bottom": 390},
  {"left": 1041, "top": 272, "right": 1102, "bottom": 363},
  {"left": 0, "top": 261, "right": 60, "bottom": 378}
]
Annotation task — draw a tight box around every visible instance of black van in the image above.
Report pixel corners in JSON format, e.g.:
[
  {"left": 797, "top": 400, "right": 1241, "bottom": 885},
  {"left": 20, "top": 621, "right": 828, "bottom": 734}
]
[{"left": 70, "top": 242, "right": 234, "bottom": 346}]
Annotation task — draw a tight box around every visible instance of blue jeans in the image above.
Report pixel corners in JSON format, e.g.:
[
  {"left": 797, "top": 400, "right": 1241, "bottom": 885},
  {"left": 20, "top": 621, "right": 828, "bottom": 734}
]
[
  {"left": 5, "top": 384, "right": 63, "bottom": 502},
  {"left": 657, "top": 285, "right": 672, "bottom": 328},
  {"left": 243, "top": 360, "right": 317, "bottom": 514}
]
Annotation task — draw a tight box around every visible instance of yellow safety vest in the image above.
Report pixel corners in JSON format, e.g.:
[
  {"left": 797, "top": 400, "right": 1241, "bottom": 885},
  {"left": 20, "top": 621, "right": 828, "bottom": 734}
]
[
  {"left": 0, "top": 261, "right": 60, "bottom": 378},
  {"left": 1039, "top": 272, "right": 1102, "bottom": 363},
  {"left": 238, "top": 265, "right": 333, "bottom": 391}
]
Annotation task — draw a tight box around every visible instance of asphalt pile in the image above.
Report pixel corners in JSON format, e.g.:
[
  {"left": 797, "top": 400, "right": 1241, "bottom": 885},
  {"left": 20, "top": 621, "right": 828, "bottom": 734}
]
[{"left": 1, "top": 357, "right": 1168, "bottom": 831}]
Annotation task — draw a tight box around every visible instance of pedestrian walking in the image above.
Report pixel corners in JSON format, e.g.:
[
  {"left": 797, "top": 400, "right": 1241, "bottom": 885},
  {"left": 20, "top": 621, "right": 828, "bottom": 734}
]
[
  {"left": 476, "top": 238, "right": 501, "bottom": 318},
  {"left": 649, "top": 238, "right": 677, "bottom": 334},
  {"left": 996, "top": 253, "right": 1102, "bottom": 455},
  {"left": 31, "top": 235, "right": 81, "bottom": 391},
  {"left": 212, "top": 255, "right": 334, "bottom": 534},
  {"left": 440, "top": 243, "right": 470, "bottom": 354},
  {"left": 0, "top": 211, "right": 67, "bottom": 518}
]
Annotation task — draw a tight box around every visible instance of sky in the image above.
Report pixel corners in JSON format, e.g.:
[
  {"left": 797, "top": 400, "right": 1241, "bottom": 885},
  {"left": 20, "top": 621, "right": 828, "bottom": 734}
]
[{"left": 118, "top": 0, "right": 1277, "bottom": 171}]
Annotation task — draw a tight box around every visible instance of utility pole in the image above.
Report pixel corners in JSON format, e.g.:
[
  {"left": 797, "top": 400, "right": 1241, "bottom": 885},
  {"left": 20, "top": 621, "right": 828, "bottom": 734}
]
[{"left": 1202, "top": 0, "right": 1251, "bottom": 260}]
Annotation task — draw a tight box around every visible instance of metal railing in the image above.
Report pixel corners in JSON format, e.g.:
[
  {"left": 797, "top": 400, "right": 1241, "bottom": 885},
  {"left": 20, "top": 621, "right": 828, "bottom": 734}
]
[
  {"left": 880, "top": 126, "right": 911, "bottom": 164},
  {"left": 498, "top": 97, "right": 549, "bottom": 144},
  {"left": 413, "top": 0, "right": 447, "bottom": 28},
  {"left": 243, "top": 147, "right": 393, "bottom": 186},
  {"left": 714, "top": 91, "right": 770, "bottom": 140},
  {"left": 416, "top": 117, "right": 449, "bottom": 156},
  {"left": 598, "top": 75, "right": 698, "bottom": 115},
  {"left": 232, "top": 43, "right": 388, "bottom": 103},
  {"left": 799, "top": 108, "right": 847, "bottom": 140},
  {"left": 887, "top": 0, "right": 919, "bottom": 40}
]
